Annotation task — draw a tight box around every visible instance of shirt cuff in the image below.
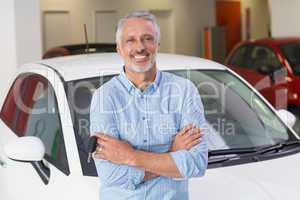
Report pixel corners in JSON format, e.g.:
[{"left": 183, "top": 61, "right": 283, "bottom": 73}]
[
  {"left": 170, "top": 150, "right": 199, "bottom": 179},
  {"left": 127, "top": 166, "right": 145, "bottom": 190}
]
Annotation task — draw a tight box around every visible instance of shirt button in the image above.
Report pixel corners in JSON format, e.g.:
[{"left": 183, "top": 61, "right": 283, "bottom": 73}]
[{"left": 143, "top": 139, "right": 147, "bottom": 143}]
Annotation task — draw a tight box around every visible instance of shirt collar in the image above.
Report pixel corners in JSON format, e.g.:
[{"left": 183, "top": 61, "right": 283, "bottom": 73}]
[
  {"left": 117, "top": 67, "right": 162, "bottom": 94},
  {"left": 118, "top": 68, "right": 135, "bottom": 94},
  {"left": 150, "top": 69, "right": 161, "bottom": 92}
]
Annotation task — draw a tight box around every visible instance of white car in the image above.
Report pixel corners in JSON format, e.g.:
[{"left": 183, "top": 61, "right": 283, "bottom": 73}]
[{"left": 0, "top": 53, "right": 300, "bottom": 200}]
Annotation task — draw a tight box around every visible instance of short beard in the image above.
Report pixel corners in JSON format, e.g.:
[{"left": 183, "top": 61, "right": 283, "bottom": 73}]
[
  {"left": 127, "top": 49, "right": 158, "bottom": 73},
  {"left": 128, "top": 63, "right": 153, "bottom": 73}
]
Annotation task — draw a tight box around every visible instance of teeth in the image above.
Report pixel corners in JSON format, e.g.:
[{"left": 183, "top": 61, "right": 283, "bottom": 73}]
[{"left": 134, "top": 55, "right": 146, "bottom": 59}]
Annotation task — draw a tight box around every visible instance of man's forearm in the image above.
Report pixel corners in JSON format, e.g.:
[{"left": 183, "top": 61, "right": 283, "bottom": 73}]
[
  {"left": 129, "top": 150, "right": 182, "bottom": 178},
  {"left": 94, "top": 127, "right": 203, "bottom": 179},
  {"left": 143, "top": 171, "right": 159, "bottom": 181}
]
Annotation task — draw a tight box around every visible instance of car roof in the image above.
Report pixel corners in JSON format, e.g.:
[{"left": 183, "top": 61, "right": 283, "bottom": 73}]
[
  {"left": 33, "top": 53, "right": 226, "bottom": 81},
  {"left": 60, "top": 43, "right": 116, "bottom": 50},
  {"left": 242, "top": 37, "right": 300, "bottom": 46}
]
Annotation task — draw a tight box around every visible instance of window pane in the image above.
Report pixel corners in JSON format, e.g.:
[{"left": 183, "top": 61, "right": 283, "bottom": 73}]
[
  {"left": 250, "top": 46, "right": 282, "bottom": 70},
  {"left": 66, "top": 76, "right": 113, "bottom": 176},
  {"left": 228, "top": 45, "right": 248, "bottom": 66},
  {"left": 172, "top": 70, "right": 291, "bottom": 150},
  {"left": 17, "top": 74, "right": 69, "bottom": 175},
  {"left": 0, "top": 76, "right": 24, "bottom": 133},
  {"left": 280, "top": 43, "right": 300, "bottom": 75}
]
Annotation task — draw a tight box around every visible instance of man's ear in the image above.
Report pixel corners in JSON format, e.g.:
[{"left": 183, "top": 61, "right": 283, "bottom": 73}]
[{"left": 116, "top": 43, "right": 121, "bottom": 54}]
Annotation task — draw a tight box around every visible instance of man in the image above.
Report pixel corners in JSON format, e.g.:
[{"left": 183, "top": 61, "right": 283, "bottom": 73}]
[{"left": 90, "top": 11, "right": 208, "bottom": 200}]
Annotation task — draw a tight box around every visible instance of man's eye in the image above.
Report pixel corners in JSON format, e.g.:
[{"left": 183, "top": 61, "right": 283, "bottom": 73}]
[
  {"left": 126, "top": 39, "right": 134, "bottom": 43},
  {"left": 145, "top": 36, "right": 154, "bottom": 41}
]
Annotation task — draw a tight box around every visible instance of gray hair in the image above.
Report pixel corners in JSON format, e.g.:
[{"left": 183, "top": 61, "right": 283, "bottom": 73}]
[{"left": 115, "top": 10, "right": 160, "bottom": 44}]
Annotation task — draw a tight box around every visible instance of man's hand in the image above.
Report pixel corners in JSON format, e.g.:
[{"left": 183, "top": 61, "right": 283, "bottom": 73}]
[
  {"left": 170, "top": 124, "right": 202, "bottom": 152},
  {"left": 93, "top": 133, "right": 136, "bottom": 165},
  {"left": 143, "top": 171, "right": 159, "bottom": 181}
]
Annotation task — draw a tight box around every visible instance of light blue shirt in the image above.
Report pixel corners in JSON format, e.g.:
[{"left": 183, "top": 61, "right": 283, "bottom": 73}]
[{"left": 90, "top": 68, "right": 208, "bottom": 200}]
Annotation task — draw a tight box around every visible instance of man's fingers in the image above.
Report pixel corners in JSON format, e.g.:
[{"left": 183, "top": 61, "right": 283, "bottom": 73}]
[
  {"left": 192, "top": 128, "right": 201, "bottom": 134},
  {"left": 96, "top": 145, "right": 102, "bottom": 151},
  {"left": 189, "top": 132, "right": 202, "bottom": 141},
  {"left": 94, "top": 133, "right": 110, "bottom": 141},
  {"left": 97, "top": 138, "right": 108, "bottom": 147},
  {"left": 187, "top": 127, "right": 201, "bottom": 135},
  {"left": 179, "top": 124, "right": 195, "bottom": 135},
  {"left": 182, "top": 132, "right": 201, "bottom": 145},
  {"left": 181, "top": 128, "right": 201, "bottom": 140},
  {"left": 93, "top": 152, "right": 105, "bottom": 160},
  {"left": 93, "top": 146, "right": 106, "bottom": 159},
  {"left": 186, "top": 138, "right": 201, "bottom": 150}
]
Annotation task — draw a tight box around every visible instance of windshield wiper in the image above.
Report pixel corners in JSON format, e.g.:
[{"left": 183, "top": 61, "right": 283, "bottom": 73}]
[
  {"left": 253, "top": 140, "right": 300, "bottom": 155},
  {"left": 208, "top": 147, "right": 257, "bottom": 164},
  {"left": 209, "top": 147, "right": 257, "bottom": 157},
  {"left": 208, "top": 140, "right": 300, "bottom": 164}
]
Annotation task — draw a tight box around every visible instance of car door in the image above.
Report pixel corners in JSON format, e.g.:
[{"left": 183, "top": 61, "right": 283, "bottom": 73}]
[
  {"left": 0, "top": 74, "right": 45, "bottom": 200},
  {"left": 227, "top": 44, "right": 288, "bottom": 108},
  {"left": 0, "top": 72, "right": 81, "bottom": 200}
]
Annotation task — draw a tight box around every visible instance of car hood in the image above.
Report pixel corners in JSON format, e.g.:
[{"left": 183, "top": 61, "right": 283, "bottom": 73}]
[{"left": 190, "top": 152, "right": 300, "bottom": 200}]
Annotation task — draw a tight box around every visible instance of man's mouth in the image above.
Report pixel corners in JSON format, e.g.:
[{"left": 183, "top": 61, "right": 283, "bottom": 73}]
[
  {"left": 132, "top": 54, "right": 149, "bottom": 62},
  {"left": 134, "top": 55, "right": 147, "bottom": 59}
]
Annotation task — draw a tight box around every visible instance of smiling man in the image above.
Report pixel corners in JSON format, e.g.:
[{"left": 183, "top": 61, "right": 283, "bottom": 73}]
[{"left": 90, "top": 11, "right": 208, "bottom": 200}]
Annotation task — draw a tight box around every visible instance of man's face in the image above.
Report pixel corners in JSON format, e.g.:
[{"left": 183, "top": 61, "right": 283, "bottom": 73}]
[{"left": 117, "top": 18, "right": 159, "bottom": 73}]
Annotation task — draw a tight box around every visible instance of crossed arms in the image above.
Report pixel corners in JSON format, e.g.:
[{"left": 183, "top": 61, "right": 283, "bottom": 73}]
[
  {"left": 94, "top": 124, "right": 203, "bottom": 180},
  {"left": 90, "top": 83, "right": 208, "bottom": 190},
  {"left": 91, "top": 124, "right": 207, "bottom": 190}
]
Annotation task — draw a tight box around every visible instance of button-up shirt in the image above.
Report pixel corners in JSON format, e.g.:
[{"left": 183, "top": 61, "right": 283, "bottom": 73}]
[{"left": 90, "top": 68, "right": 208, "bottom": 200}]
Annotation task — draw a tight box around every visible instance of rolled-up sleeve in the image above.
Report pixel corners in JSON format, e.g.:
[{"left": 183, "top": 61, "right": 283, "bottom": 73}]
[
  {"left": 90, "top": 87, "right": 145, "bottom": 190},
  {"left": 170, "top": 81, "right": 208, "bottom": 179}
]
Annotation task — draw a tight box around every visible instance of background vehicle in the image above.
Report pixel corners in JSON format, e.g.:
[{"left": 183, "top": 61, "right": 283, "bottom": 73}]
[
  {"left": 42, "top": 43, "right": 116, "bottom": 59},
  {"left": 226, "top": 37, "right": 300, "bottom": 133},
  {"left": 0, "top": 53, "right": 300, "bottom": 200}
]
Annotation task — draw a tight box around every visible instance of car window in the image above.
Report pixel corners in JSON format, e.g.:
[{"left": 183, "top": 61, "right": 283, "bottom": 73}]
[
  {"left": 66, "top": 76, "right": 113, "bottom": 176},
  {"left": 67, "top": 70, "right": 294, "bottom": 176},
  {"left": 172, "top": 70, "right": 290, "bottom": 149},
  {"left": 229, "top": 45, "right": 282, "bottom": 72},
  {"left": 249, "top": 46, "right": 282, "bottom": 70},
  {"left": 0, "top": 73, "right": 69, "bottom": 175},
  {"left": 227, "top": 45, "right": 249, "bottom": 66},
  {"left": 279, "top": 43, "right": 300, "bottom": 76},
  {"left": 0, "top": 77, "right": 24, "bottom": 132}
]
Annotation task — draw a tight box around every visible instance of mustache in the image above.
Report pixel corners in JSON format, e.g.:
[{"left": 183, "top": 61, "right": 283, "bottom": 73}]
[{"left": 131, "top": 49, "right": 149, "bottom": 56}]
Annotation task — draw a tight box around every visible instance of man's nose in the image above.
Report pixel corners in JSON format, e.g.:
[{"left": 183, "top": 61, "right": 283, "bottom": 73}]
[{"left": 135, "top": 40, "right": 146, "bottom": 52}]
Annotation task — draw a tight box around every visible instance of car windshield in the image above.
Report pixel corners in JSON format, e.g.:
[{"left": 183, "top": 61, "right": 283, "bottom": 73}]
[
  {"left": 66, "top": 70, "right": 295, "bottom": 175},
  {"left": 279, "top": 43, "right": 300, "bottom": 75}
]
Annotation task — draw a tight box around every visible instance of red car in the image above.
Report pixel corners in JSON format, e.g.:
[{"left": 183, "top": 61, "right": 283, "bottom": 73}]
[{"left": 226, "top": 38, "right": 300, "bottom": 119}]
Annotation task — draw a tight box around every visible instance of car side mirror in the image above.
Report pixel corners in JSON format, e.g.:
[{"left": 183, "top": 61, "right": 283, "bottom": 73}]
[
  {"left": 4, "top": 136, "right": 45, "bottom": 162},
  {"left": 277, "top": 109, "right": 296, "bottom": 128}
]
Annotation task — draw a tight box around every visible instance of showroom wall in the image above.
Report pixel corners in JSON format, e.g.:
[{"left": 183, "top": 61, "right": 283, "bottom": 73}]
[
  {"left": 1, "top": 0, "right": 42, "bottom": 100},
  {"left": 40, "top": 0, "right": 215, "bottom": 57},
  {"left": 241, "top": 0, "right": 270, "bottom": 39},
  {"left": 1, "top": 0, "right": 17, "bottom": 99},
  {"left": 269, "top": 0, "right": 300, "bottom": 37}
]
